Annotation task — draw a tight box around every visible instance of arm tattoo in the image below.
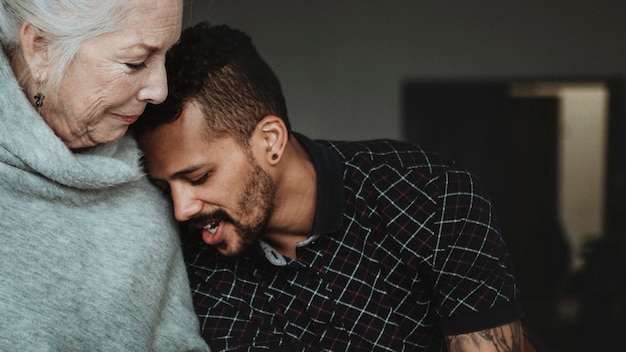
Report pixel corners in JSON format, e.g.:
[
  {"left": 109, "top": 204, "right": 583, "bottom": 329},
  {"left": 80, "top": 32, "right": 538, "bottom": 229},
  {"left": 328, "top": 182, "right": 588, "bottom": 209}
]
[{"left": 445, "top": 320, "right": 523, "bottom": 352}]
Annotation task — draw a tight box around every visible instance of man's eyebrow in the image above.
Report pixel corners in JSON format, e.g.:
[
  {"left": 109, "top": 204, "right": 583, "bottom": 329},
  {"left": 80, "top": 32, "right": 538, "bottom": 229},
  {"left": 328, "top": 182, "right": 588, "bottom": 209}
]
[{"left": 170, "top": 165, "right": 203, "bottom": 179}]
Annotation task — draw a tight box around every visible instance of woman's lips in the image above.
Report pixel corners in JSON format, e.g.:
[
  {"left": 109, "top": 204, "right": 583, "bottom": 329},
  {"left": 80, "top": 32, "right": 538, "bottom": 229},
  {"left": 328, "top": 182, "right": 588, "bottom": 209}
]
[{"left": 114, "top": 114, "right": 140, "bottom": 124}]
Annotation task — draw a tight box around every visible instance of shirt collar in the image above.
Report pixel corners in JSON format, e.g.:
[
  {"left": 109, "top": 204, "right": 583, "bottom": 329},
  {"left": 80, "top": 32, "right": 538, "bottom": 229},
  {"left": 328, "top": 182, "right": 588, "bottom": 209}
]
[
  {"left": 255, "top": 132, "right": 344, "bottom": 265},
  {"left": 292, "top": 132, "right": 344, "bottom": 236}
]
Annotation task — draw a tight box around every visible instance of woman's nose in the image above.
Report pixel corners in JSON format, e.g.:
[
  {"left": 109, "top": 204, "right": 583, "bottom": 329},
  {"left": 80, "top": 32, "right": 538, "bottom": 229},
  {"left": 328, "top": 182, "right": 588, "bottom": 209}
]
[{"left": 138, "top": 62, "right": 168, "bottom": 104}]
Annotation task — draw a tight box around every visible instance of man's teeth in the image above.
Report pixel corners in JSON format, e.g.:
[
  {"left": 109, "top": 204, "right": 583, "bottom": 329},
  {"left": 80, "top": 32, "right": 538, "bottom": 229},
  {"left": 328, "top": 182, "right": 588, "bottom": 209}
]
[{"left": 204, "top": 222, "right": 218, "bottom": 234}]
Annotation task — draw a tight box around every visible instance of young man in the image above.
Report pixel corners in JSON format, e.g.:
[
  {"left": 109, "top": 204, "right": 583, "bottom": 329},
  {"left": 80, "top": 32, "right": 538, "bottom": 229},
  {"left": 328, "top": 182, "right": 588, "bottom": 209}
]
[{"left": 135, "top": 22, "right": 525, "bottom": 351}]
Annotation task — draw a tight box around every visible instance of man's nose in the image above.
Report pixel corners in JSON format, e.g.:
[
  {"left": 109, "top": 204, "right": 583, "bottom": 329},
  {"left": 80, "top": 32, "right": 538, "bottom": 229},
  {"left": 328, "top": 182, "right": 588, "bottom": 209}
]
[{"left": 171, "top": 186, "right": 203, "bottom": 222}]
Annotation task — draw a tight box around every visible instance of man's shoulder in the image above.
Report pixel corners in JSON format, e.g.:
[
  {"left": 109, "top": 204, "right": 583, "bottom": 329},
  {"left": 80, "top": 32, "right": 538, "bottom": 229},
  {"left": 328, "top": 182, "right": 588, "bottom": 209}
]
[{"left": 317, "top": 138, "right": 457, "bottom": 175}]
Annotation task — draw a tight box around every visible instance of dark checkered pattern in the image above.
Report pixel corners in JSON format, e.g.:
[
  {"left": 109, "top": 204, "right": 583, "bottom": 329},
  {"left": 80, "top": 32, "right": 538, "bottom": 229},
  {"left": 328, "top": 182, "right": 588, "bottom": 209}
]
[{"left": 184, "top": 134, "right": 522, "bottom": 352}]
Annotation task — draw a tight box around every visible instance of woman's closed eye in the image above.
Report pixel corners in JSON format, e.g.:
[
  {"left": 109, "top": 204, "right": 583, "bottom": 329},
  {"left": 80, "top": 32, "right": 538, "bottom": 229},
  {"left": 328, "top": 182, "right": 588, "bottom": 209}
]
[{"left": 126, "top": 62, "right": 147, "bottom": 71}]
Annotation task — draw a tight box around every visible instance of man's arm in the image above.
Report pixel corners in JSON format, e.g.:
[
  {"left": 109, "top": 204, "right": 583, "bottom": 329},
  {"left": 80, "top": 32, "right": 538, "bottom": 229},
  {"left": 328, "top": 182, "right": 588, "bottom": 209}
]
[{"left": 445, "top": 320, "right": 524, "bottom": 352}]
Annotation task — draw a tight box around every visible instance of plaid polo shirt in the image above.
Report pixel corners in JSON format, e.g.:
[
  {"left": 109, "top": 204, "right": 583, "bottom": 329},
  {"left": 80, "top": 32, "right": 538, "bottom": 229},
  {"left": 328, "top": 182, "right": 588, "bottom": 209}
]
[{"left": 184, "top": 132, "right": 523, "bottom": 352}]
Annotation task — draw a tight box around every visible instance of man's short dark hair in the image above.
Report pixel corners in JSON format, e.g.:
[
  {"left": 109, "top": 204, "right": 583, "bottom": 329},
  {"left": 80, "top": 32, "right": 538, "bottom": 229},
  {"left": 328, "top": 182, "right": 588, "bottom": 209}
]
[{"left": 134, "top": 21, "right": 290, "bottom": 146}]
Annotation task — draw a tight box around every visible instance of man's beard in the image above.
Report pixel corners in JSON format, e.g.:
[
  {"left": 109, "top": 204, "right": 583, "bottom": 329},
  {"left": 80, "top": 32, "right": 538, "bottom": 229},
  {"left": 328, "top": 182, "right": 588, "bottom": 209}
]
[{"left": 186, "top": 161, "right": 275, "bottom": 256}]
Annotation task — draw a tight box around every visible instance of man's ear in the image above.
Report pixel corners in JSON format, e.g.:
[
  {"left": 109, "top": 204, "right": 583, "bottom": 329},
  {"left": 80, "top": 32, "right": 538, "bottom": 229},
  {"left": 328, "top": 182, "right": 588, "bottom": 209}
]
[
  {"left": 20, "top": 22, "right": 50, "bottom": 81},
  {"left": 253, "top": 115, "right": 289, "bottom": 165}
]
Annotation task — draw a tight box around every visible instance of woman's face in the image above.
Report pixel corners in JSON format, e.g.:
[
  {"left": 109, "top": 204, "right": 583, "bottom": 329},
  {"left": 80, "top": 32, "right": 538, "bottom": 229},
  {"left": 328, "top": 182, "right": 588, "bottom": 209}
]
[{"left": 41, "top": 0, "right": 182, "bottom": 149}]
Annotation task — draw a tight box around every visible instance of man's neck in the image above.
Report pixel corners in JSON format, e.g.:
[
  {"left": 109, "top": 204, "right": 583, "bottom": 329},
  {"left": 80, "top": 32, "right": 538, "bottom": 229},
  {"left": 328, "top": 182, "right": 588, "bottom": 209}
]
[{"left": 262, "top": 138, "right": 317, "bottom": 258}]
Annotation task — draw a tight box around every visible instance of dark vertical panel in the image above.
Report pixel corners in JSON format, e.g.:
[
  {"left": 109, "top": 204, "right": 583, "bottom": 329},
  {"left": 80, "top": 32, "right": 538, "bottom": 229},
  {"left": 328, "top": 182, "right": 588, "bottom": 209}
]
[
  {"left": 402, "top": 81, "right": 508, "bottom": 221},
  {"left": 504, "top": 97, "right": 570, "bottom": 335},
  {"left": 604, "top": 79, "right": 626, "bottom": 238}
]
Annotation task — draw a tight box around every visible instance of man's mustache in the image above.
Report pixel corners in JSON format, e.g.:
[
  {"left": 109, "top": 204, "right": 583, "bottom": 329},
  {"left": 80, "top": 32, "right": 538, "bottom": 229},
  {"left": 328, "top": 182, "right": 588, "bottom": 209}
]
[{"left": 185, "top": 208, "right": 235, "bottom": 231}]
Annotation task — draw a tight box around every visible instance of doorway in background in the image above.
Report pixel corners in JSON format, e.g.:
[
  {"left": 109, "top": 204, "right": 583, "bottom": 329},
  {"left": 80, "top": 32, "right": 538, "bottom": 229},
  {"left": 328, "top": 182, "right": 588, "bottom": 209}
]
[{"left": 402, "top": 78, "right": 623, "bottom": 352}]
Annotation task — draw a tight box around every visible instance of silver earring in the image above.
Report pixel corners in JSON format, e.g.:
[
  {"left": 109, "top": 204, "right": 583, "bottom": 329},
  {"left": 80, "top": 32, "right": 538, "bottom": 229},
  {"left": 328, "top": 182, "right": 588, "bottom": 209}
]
[{"left": 33, "top": 73, "right": 45, "bottom": 109}]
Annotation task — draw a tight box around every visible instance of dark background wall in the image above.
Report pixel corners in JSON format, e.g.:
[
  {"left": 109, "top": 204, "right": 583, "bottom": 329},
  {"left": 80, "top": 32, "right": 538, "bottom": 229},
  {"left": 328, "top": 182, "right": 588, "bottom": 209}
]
[
  {"left": 183, "top": 0, "right": 626, "bottom": 141},
  {"left": 182, "top": 1, "right": 626, "bottom": 351}
]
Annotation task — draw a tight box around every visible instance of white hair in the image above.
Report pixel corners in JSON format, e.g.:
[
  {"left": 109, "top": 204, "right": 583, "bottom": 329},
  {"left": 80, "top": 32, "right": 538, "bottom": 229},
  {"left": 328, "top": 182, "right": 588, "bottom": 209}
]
[{"left": 0, "top": 0, "right": 130, "bottom": 89}]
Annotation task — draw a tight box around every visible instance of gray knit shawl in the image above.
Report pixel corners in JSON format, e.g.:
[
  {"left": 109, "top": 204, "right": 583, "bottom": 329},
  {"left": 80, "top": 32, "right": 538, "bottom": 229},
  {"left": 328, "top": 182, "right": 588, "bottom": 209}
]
[{"left": 0, "top": 51, "right": 209, "bottom": 351}]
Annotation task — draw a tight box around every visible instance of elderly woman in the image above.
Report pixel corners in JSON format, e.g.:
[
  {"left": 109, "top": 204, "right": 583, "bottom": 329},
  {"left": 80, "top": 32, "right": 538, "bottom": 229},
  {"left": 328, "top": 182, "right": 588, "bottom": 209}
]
[{"left": 0, "top": 0, "right": 209, "bottom": 351}]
